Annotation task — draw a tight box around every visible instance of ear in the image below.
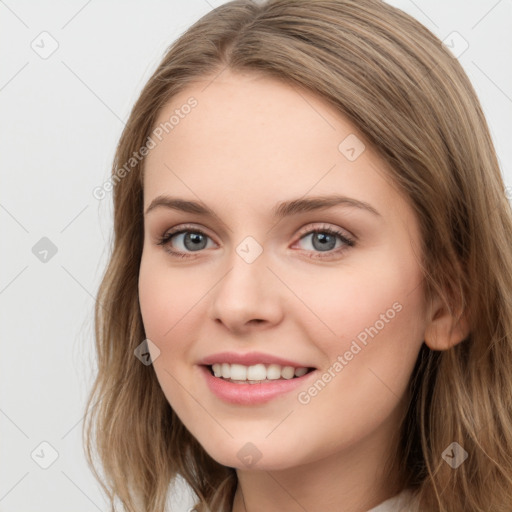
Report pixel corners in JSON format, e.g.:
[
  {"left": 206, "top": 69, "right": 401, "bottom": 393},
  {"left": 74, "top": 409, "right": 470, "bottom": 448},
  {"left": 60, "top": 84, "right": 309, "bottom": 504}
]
[{"left": 424, "top": 293, "right": 470, "bottom": 351}]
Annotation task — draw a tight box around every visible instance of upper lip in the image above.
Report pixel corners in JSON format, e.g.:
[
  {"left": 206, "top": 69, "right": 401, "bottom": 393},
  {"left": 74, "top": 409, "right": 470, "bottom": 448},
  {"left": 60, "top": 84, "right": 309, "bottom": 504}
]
[{"left": 198, "top": 351, "right": 315, "bottom": 368}]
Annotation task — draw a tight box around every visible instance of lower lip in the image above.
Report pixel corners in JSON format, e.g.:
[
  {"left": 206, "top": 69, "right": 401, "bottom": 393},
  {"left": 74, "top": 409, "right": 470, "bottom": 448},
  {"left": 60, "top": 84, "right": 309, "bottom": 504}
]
[{"left": 199, "top": 365, "right": 316, "bottom": 405}]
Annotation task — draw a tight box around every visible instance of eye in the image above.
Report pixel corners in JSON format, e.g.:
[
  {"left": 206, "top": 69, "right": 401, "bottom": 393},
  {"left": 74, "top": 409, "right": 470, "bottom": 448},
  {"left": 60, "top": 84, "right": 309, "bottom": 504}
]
[
  {"left": 156, "top": 224, "right": 215, "bottom": 258},
  {"left": 293, "top": 224, "right": 355, "bottom": 259},
  {"left": 156, "top": 223, "right": 355, "bottom": 259}
]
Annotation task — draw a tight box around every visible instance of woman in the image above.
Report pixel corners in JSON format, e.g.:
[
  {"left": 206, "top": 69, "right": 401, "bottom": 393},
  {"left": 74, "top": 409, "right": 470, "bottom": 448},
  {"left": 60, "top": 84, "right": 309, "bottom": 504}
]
[{"left": 84, "top": 1, "right": 512, "bottom": 510}]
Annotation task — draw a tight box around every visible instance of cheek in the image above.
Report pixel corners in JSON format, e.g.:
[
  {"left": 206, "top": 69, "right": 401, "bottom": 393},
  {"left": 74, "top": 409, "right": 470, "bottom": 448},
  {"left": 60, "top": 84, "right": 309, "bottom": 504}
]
[
  {"left": 304, "top": 250, "right": 426, "bottom": 400},
  {"left": 138, "top": 256, "right": 200, "bottom": 407},
  {"left": 289, "top": 271, "right": 424, "bottom": 454},
  {"left": 138, "top": 254, "right": 199, "bottom": 341},
  {"left": 304, "top": 251, "right": 423, "bottom": 347}
]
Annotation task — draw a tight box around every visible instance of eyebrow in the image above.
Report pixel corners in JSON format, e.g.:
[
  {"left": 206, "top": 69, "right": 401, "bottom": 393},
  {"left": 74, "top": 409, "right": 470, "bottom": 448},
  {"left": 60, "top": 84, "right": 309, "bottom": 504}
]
[{"left": 144, "top": 194, "right": 381, "bottom": 218}]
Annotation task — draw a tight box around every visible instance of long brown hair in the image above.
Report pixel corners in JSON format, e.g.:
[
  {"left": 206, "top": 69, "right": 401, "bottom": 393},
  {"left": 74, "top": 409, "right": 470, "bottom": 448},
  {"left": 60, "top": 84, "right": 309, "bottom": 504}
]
[{"left": 83, "top": 1, "right": 512, "bottom": 510}]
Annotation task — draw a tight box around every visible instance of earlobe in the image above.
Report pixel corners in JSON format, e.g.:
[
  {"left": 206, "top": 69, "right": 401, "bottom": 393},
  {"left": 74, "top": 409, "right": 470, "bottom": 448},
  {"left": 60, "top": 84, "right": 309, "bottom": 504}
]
[{"left": 424, "top": 296, "right": 470, "bottom": 351}]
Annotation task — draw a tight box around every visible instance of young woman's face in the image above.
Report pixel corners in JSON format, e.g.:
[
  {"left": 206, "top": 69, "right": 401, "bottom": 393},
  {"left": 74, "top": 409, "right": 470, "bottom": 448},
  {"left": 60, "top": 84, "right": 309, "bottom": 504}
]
[{"left": 139, "top": 71, "right": 428, "bottom": 471}]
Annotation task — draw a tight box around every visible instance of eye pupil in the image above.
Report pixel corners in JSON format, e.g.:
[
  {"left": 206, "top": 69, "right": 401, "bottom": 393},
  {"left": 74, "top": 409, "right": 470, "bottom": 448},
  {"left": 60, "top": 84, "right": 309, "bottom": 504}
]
[
  {"left": 312, "top": 232, "right": 336, "bottom": 251},
  {"left": 185, "top": 232, "right": 207, "bottom": 250}
]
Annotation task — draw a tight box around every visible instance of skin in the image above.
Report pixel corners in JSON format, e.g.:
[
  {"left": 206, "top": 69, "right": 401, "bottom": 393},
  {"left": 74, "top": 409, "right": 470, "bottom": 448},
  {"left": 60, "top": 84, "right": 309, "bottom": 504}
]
[{"left": 138, "top": 70, "right": 467, "bottom": 512}]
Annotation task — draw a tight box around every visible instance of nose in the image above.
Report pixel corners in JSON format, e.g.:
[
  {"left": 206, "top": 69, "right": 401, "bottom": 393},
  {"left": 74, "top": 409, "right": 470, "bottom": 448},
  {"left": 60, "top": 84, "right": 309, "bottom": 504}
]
[{"left": 208, "top": 247, "right": 284, "bottom": 335}]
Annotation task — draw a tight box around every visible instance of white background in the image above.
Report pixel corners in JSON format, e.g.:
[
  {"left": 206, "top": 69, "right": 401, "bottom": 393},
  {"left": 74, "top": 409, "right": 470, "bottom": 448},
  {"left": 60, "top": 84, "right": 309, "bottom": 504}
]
[{"left": 1, "top": 1, "right": 511, "bottom": 510}]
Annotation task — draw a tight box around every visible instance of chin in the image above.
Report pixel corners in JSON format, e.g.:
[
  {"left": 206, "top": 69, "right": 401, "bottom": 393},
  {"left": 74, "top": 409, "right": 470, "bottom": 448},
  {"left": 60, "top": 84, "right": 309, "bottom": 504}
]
[{"left": 196, "top": 436, "right": 309, "bottom": 471}]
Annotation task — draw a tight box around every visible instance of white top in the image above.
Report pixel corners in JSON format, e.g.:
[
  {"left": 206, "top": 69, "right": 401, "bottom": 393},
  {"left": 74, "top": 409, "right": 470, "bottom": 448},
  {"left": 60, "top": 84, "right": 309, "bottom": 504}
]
[{"left": 367, "top": 489, "right": 419, "bottom": 512}]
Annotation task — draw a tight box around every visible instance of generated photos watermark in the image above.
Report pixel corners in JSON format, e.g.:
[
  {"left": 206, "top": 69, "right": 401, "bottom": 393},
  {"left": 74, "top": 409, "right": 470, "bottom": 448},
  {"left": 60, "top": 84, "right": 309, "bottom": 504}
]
[
  {"left": 93, "top": 97, "right": 198, "bottom": 200},
  {"left": 297, "top": 301, "right": 403, "bottom": 405}
]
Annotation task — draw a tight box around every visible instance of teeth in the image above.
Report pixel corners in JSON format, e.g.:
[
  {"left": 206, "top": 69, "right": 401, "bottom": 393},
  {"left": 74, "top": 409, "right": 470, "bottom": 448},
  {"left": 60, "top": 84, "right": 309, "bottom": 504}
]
[
  {"left": 221, "top": 363, "right": 231, "bottom": 379},
  {"left": 210, "top": 363, "right": 310, "bottom": 381},
  {"left": 247, "top": 364, "right": 266, "bottom": 380},
  {"left": 281, "top": 366, "right": 295, "bottom": 379},
  {"left": 267, "top": 364, "right": 282, "bottom": 380},
  {"left": 294, "top": 367, "right": 308, "bottom": 377},
  {"left": 230, "top": 364, "right": 247, "bottom": 380}
]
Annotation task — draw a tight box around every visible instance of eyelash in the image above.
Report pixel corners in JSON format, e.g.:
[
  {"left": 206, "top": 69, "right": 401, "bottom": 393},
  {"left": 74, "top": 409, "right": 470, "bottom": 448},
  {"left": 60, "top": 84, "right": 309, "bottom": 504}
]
[{"left": 156, "top": 223, "right": 355, "bottom": 260}]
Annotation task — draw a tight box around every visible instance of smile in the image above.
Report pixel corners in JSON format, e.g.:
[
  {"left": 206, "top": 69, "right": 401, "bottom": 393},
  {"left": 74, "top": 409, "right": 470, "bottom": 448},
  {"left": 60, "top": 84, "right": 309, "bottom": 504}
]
[
  {"left": 209, "top": 362, "right": 313, "bottom": 383},
  {"left": 199, "top": 364, "right": 317, "bottom": 405}
]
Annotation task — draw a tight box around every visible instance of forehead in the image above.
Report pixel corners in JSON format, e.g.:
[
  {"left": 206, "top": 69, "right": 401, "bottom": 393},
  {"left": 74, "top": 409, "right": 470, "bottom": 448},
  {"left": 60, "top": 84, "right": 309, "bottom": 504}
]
[
  {"left": 143, "top": 70, "right": 409, "bottom": 225},
  {"left": 148, "top": 71, "right": 346, "bottom": 167}
]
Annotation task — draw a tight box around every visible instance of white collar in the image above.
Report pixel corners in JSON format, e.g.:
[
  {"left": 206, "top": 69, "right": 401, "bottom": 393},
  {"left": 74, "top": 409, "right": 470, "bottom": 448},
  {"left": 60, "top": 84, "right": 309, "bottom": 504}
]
[{"left": 366, "top": 489, "right": 419, "bottom": 512}]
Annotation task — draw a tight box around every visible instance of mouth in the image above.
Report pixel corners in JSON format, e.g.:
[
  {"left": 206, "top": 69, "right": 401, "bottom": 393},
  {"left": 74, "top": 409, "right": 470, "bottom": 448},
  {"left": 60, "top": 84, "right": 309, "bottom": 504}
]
[
  {"left": 197, "top": 352, "right": 319, "bottom": 404},
  {"left": 203, "top": 363, "right": 316, "bottom": 384}
]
